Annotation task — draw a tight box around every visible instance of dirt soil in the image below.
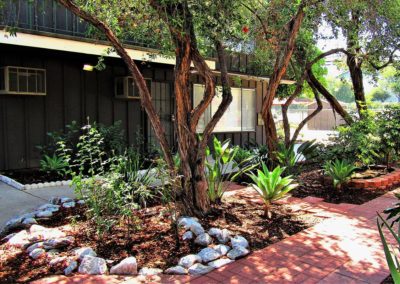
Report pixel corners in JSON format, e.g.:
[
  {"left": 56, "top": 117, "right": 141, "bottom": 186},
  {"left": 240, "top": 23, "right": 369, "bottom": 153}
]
[
  {"left": 292, "top": 169, "right": 391, "bottom": 204},
  {"left": 1, "top": 169, "right": 69, "bottom": 184},
  {"left": 0, "top": 195, "right": 322, "bottom": 283}
]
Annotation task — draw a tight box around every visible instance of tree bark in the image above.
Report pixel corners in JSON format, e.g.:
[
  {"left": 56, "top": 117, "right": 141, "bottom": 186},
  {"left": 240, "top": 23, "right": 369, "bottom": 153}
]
[
  {"left": 260, "top": 2, "right": 305, "bottom": 159},
  {"left": 307, "top": 69, "right": 354, "bottom": 125}
]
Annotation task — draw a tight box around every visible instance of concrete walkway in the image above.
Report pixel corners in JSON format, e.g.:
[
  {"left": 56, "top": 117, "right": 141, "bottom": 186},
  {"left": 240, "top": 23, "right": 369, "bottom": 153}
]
[
  {"left": 0, "top": 181, "right": 75, "bottom": 231},
  {"left": 30, "top": 186, "right": 399, "bottom": 283}
]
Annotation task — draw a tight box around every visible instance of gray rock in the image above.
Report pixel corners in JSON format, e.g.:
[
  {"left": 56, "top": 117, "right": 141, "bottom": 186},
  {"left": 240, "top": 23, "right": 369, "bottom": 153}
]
[
  {"left": 28, "top": 226, "right": 66, "bottom": 242},
  {"left": 188, "top": 263, "right": 214, "bottom": 275},
  {"left": 2, "top": 233, "right": 16, "bottom": 242},
  {"left": 21, "top": 212, "right": 36, "bottom": 220},
  {"left": 78, "top": 255, "right": 108, "bottom": 275},
  {"left": 38, "top": 204, "right": 60, "bottom": 211},
  {"left": 75, "top": 247, "right": 97, "bottom": 260},
  {"left": 164, "top": 266, "right": 187, "bottom": 275},
  {"left": 43, "top": 236, "right": 74, "bottom": 249},
  {"left": 4, "top": 217, "right": 22, "bottom": 231},
  {"left": 61, "top": 197, "right": 73, "bottom": 203},
  {"left": 178, "top": 254, "right": 202, "bottom": 268},
  {"left": 62, "top": 201, "right": 76, "bottom": 208},
  {"left": 26, "top": 242, "right": 44, "bottom": 253},
  {"left": 178, "top": 217, "right": 199, "bottom": 230},
  {"left": 182, "top": 231, "right": 193, "bottom": 241},
  {"left": 208, "top": 258, "right": 234, "bottom": 269},
  {"left": 64, "top": 260, "right": 78, "bottom": 275},
  {"left": 49, "top": 256, "right": 67, "bottom": 266},
  {"left": 190, "top": 222, "right": 205, "bottom": 236},
  {"left": 194, "top": 233, "right": 213, "bottom": 246},
  {"left": 213, "top": 244, "right": 230, "bottom": 256},
  {"left": 208, "top": 228, "right": 222, "bottom": 238},
  {"left": 22, "top": 218, "right": 37, "bottom": 226},
  {"left": 109, "top": 256, "right": 137, "bottom": 275},
  {"left": 47, "top": 249, "right": 61, "bottom": 257},
  {"left": 197, "top": 247, "right": 221, "bottom": 263},
  {"left": 7, "top": 230, "right": 30, "bottom": 247},
  {"left": 230, "top": 235, "right": 249, "bottom": 249},
  {"left": 77, "top": 200, "right": 86, "bottom": 205},
  {"left": 29, "top": 248, "right": 46, "bottom": 259},
  {"left": 49, "top": 197, "right": 62, "bottom": 205},
  {"left": 227, "top": 246, "right": 249, "bottom": 260},
  {"left": 138, "top": 267, "right": 163, "bottom": 276},
  {"left": 35, "top": 211, "right": 53, "bottom": 218},
  {"left": 217, "top": 229, "right": 231, "bottom": 244}
]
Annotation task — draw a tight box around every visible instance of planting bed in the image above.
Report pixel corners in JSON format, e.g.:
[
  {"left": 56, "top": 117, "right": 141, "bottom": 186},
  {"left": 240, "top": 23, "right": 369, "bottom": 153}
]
[
  {"left": 292, "top": 167, "right": 400, "bottom": 204},
  {"left": 0, "top": 169, "right": 70, "bottom": 185},
  {"left": 0, "top": 194, "right": 321, "bottom": 283}
]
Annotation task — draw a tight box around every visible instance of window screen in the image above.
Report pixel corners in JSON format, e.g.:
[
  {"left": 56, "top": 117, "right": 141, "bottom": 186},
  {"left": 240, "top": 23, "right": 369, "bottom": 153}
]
[{"left": 0, "top": 67, "right": 46, "bottom": 95}]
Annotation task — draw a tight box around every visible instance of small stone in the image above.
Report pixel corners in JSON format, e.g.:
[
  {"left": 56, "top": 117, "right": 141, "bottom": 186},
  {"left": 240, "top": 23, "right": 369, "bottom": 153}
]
[
  {"left": 213, "top": 244, "right": 230, "bottom": 256},
  {"left": 78, "top": 255, "right": 108, "bottom": 275},
  {"left": 38, "top": 204, "right": 60, "bottom": 211},
  {"left": 35, "top": 211, "right": 53, "bottom": 218},
  {"left": 49, "top": 256, "right": 67, "bottom": 266},
  {"left": 64, "top": 260, "right": 78, "bottom": 275},
  {"left": 164, "top": 266, "right": 187, "bottom": 275},
  {"left": 63, "top": 201, "right": 75, "bottom": 208},
  {"left": 4, "top": 217, "right": 22, "bottom": 231},
  {"left": 208, "top": 228, "right": 222, "bottom": 238},
  {"left": 208, "top": 258, "right": 234, "bottom": 269},
  {"left": 7, "top": 230, "right": 30, "bottom": 247},
  {"left": 138, "top": 267, "right": 163, "bottom": 276},
  {"left": 230, "top": 236, "right": 249, "bottom": 249},
  {"left": 29, "top": 248, "right": 46, "bottom": 259},
  {"left": 61, "top": 197, "right": 73, "bottom": 203},
  {"left": 22, "top": 218, "right": 37, "bottom": 226},
  {"left": 188, "top": 263, "right": 214, "bottom": 275},
  {"left": 182, "top": 231, "right": 193, "bottom": 241},
  {"left": 109, "top": 256, "right": 137, "bottom": 275},
  {"left": 43, "top": 236, "right": 74, "bottom": 249},
  {"left": 178, "top": 217, "right": 199, "bottom": 230},
  {"left": 77, "top": 200, "right": 85, "bottom": 205},
  {"left": 217, "top": 229, "right": 231, "bottom": 244},
  {"left": 227, "top": 246, "right": 249, "bottom": 260},
  {"left": 21, "top": 212, "right": 36, "bottom": 220},
  {"left": 194, "top": 233, "right": 213, "bottom": 246},
  {"left": 197, "top": 247, "right": 221, "bottom": 263},
  {"left": 190, "top": 222, "right": 205, "bottom": 236},
  {"left": 26, "top": 242, "right": 44, "bottom": 253},
  {"left": 178, "top": 254, "right": 202, "bottom": 268},
  {"left": 75, "top": 247, "right": 97, "bottom": 260}
]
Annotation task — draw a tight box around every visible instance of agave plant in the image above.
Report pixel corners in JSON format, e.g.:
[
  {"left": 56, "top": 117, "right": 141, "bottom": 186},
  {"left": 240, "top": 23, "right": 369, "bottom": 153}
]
[
  {"left": 248, "top": 163, "right": 298, "bottom": 218},
  {"left": 323, "top": 159, "right": 357, "bottom": 190},
  {"left": 40, "top": 154, "right": 68, "bottom": 177}
]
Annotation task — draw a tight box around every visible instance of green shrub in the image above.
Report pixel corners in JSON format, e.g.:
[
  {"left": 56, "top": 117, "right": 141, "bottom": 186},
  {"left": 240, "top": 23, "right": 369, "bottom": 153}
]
[
  {"left": 248, "top": 163, "right": 298, "bottom": 218},
  {"left": 323, "top": 159, "right": 357, "bottom": 190},
  {"left": 40, "top": 154, "right": 68, "bottom": 177},
  {"left": 377, "top": 105, "right": 400, "bottom": 167}
]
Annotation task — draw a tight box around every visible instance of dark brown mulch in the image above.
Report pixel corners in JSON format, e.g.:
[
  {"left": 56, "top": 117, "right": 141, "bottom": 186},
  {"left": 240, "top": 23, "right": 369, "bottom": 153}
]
[
  {"left": 0, "top": 195, "right": 322, "bottom": 283},
  {"left": 0, "top": 169, "right": 69, "bottom": 184},
  {"left": 292, "top": 169, "right": 391, "bottom": 204}
]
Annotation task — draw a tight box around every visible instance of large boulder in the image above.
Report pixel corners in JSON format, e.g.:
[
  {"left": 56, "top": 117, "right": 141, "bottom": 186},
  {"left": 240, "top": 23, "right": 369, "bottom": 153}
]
[
  {"left": 230, "top": 235, "right": 249, "bottom": 249},
  {"left": 109, "top": 257, "right": 138, "bottom": 275},
  {"left": 74, "top": 247, "right": 97, "bottom": 260},
  {"left": 78, "top": 256, "right": 108, "bottom": 275}
]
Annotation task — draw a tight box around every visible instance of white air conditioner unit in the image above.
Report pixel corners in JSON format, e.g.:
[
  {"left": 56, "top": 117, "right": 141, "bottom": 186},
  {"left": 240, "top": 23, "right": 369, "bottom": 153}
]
[
  {"left": 114, "top": 77, "right": 151, "bottom": 100},
  {"left": 0, "top": 66, "right": 46, "bottom": 96}
]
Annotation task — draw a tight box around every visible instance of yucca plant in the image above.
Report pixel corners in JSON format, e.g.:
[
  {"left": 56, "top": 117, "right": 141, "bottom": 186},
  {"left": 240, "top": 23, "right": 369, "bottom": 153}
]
[
  {"left": 248, "top": 163, "right": 298, "bottom": 218},
  {"left": 40, "top": 154, "right": 68, "bottom": 177},
  {"left": 377, "top": 213, "right": 400, "bottom": 283},
  {"left": 323, "top": 159, "right": 357, "bottom": 190}
]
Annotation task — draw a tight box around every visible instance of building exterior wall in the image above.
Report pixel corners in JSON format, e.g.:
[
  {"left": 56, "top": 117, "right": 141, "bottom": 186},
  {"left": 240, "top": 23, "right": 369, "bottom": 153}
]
[{"left": 0, "top": 45, "right": 267, "bottom": 170}]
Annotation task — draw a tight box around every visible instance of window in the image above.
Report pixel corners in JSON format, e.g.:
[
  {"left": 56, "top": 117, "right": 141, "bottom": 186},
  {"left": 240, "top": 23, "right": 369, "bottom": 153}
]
[
  {"left": 115, "top": 77, "right": 151, "bottom": 99},
  {"left": 194, "top": 84, "right": 256, "bottom": 133},
  {"left": 0, "top": 66, "right": 46, "bottom": 95}
]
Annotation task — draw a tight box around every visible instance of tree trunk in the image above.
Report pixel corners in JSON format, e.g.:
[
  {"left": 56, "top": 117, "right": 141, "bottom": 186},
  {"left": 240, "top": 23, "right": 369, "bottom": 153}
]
[
  {"left": 307, "top": 69, "right": 354, "bottom": 125},
  {"left": 347, "top": 53, "right": 367, "bottom": 116},
  {"left": 260, "top": 3, "right": 305, "bottom": 158}
]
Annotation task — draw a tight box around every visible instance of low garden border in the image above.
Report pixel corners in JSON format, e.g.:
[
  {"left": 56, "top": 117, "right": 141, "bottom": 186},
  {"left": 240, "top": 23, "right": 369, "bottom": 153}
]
[
  {"left": 0, "top": 174, "right": 72, "bottom": 191},
  {"left": 348, "top": 168, "right": 400, "bottom": 190}
]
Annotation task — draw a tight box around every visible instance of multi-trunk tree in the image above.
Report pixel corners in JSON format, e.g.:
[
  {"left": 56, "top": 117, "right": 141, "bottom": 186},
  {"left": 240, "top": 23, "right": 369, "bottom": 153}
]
[{"left": 56, "top": 0, "right": 246, "bottom": 216}]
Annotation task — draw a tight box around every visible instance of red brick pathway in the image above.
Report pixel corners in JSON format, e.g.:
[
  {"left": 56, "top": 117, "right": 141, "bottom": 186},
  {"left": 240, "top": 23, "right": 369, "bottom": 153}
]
[{"left": 33, "top": 187, "right": 399, "bottom": 284}]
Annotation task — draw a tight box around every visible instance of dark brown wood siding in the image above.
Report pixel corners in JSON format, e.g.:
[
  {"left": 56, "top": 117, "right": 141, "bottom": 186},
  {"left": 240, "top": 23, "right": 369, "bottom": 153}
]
[{"left": 0, "top": 45, "right": 266, "bottom": 171}]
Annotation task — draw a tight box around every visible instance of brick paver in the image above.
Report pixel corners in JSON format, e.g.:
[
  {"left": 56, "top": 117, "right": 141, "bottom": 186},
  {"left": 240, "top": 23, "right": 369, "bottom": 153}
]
[{"left": 32, "top": 186, "right": 400, "bottom": 284}]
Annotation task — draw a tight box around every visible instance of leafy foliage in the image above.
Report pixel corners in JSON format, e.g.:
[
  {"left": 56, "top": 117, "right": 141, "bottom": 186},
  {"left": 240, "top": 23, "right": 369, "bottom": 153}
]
[
  {"left": 377, "top": 105, "right": 400, "bottom": 166},
  {"left": 248, "top": 163, "right": 298, "bottom": 218},
  {"left": 323, "top": 159, "right": 357, "bottom": 190},
  {"left": 40, "top": 154, "right": 68, "bottom": 177}
]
